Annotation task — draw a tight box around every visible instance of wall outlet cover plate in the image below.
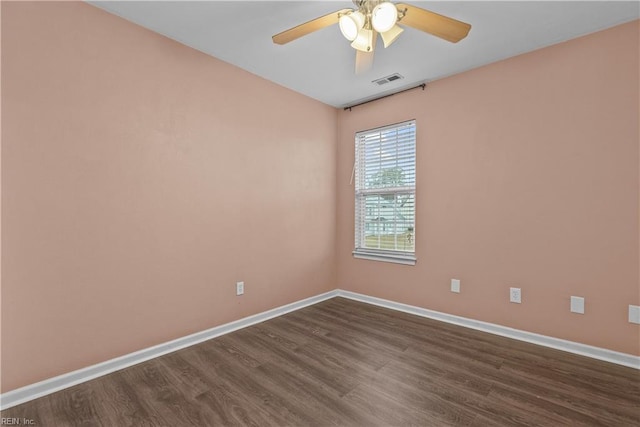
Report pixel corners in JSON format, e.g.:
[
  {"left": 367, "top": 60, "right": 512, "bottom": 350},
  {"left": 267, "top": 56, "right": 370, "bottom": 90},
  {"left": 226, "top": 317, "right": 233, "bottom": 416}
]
[
  {"left": 451, "top": 279, "right": 461, "bottom": 293},
  {"left": 570, "top": 296, "right": 585, "bottom": 314},
  {"left": 510, "top": 287, "right": 522, "bottom": 304},
  {"left": 629, "top": 305, "right": 640, "bottom": 324}
]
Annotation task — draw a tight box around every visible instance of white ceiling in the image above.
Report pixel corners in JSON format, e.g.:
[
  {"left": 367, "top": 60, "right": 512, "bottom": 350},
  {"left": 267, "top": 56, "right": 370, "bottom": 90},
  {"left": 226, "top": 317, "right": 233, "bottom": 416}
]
[{"left": 90, "top": 1, "right": 639, "bottom": 108}]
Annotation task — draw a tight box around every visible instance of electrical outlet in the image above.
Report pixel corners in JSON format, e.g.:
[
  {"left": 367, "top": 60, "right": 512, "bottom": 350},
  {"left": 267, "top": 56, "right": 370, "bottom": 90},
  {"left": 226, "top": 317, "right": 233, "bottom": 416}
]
[
  {"left": 451, "top": 279, "right": 461, "bottom": 293},
  {"left": 629, "top": 305, "right": 640, "bottom": 324},
  {"left": 236, "top": 281, "right": 244, "bottom": 296},
  {"left": 509, "top": 287, "right": 522, "bottom": 304},
  {"left": 570, "top": 296, "right": 585, "bottom": 314}
]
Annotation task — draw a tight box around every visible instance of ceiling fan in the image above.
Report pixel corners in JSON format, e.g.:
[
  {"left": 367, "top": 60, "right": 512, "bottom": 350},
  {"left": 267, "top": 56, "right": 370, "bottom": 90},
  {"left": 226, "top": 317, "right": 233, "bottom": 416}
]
[{"left": 272, "top": 0, "right": 472, "bottom": 74}]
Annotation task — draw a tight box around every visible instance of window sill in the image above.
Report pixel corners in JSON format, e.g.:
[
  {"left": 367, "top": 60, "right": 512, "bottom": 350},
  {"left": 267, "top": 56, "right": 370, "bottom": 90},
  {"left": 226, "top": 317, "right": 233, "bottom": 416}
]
[{"left": 352, "top": 250, "right": 416, "bottom": 266}]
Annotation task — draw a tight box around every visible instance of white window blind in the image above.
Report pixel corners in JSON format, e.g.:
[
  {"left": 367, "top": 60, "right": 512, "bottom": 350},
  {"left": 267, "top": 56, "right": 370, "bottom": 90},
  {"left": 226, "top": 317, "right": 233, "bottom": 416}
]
[{"left": 354, "top": 120, "right": 416, "bottom": 265}]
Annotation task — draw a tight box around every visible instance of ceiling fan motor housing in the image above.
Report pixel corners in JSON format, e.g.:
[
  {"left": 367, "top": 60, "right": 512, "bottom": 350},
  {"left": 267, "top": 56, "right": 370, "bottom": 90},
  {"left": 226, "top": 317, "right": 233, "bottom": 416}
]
[
  {"left": 350, "top": 1, "right": 405, "bottom": 49},
  {"left": 342, "top": 1, "right": 401, "bottom": 52}
]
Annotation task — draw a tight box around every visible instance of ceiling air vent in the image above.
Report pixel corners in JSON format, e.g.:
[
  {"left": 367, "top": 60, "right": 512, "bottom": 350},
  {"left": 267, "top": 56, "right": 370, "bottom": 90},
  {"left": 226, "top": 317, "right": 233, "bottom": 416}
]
[{"left": 372, "top": 73, "right": 404, "bottom": 86}]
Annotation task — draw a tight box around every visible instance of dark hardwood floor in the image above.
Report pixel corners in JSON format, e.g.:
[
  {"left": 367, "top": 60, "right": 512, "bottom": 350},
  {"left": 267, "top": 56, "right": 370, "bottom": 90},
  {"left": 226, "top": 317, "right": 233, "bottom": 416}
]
[{"left": 3, "top": 297, "right": 639, "bottom": 426}]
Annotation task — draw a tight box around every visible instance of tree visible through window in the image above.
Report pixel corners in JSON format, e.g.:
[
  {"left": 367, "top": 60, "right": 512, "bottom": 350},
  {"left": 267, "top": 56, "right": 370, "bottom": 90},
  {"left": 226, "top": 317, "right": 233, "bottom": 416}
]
[{"left": 354, "top": 120, "right": 416, "bottom": 264}]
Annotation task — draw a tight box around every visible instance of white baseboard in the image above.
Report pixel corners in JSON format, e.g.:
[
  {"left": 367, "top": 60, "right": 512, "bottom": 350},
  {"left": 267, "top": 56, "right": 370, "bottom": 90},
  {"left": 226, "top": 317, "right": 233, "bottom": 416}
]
[
  {"left": 0, "top": 290, "right": 339, "bottom": 410},
  {"left": 2, "top": 288, "right": 638, "bottom": 410},
  {"left": 336, "top": 290, "right": 640, "bottom": 370}
]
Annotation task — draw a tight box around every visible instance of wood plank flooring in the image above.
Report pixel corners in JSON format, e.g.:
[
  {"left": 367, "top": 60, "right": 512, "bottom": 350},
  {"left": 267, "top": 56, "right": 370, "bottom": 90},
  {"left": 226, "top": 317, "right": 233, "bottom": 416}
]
[{"left": 2, "top": 297, "right": 639, "bottom": 426}]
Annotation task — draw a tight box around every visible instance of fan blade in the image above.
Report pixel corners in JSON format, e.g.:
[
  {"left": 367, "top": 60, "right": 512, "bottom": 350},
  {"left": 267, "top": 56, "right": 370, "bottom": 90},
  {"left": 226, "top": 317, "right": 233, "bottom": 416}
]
[
  {"left": 396, "top": 3, "right": 471, "bottom": 43},
  {"left": 272, "top": 8, "right": 351, "bottom": 45},
  {"left": 355, "top": 31, "right": 377, "bottom": 74},
  {"left": 355, "top": 49, "right": 374, "bottom": 74}
]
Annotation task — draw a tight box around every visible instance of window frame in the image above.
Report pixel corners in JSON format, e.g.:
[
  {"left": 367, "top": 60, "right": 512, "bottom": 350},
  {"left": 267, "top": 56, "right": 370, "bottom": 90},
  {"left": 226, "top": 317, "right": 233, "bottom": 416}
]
[{"left": 353, "top": 120, "right": 417, "bottom": 266}]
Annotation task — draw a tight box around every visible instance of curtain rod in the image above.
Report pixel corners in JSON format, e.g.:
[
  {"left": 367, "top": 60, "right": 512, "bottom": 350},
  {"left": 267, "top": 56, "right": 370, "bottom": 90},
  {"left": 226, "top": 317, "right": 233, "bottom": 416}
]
[{"left": 343, "top": 83, "right": 426, "bottom": 111}]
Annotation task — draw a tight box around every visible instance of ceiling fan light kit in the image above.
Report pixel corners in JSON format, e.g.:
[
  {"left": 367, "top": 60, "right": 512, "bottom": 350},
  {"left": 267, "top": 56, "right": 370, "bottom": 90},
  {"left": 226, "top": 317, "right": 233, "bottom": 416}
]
[
  {"left": 341, "top": 1, "right": 400, "bottom": 51},
  {"left": 380, "top": 24, "right": 404, "bottom": 48},
  {"left": 339, "top": 10, "right": 366, "bottom": 41},
  {"left": 371, "top": 1, "right": 398, "bottom": 33},
  {"left": 351, "top": 28, "right": 374, "bottom": 52},
  {"left": 272, "top": 0, "right": 471, "bottom": 74}
]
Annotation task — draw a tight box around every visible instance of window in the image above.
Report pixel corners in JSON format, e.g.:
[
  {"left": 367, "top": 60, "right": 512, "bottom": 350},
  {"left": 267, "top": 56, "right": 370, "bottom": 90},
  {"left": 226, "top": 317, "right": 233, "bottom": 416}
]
[{"left": 354, "top": 120, "right": 416, "bottom": 265}]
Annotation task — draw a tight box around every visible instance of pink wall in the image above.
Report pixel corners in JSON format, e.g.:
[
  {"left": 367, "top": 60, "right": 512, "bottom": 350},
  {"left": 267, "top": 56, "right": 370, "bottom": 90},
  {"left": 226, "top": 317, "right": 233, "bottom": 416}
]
[
  {"left": 336, "top": 20, "right": 639, "bottom": 356},
  {"left": 1, "top": 2, "right": 337, "bottom": 392}
]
